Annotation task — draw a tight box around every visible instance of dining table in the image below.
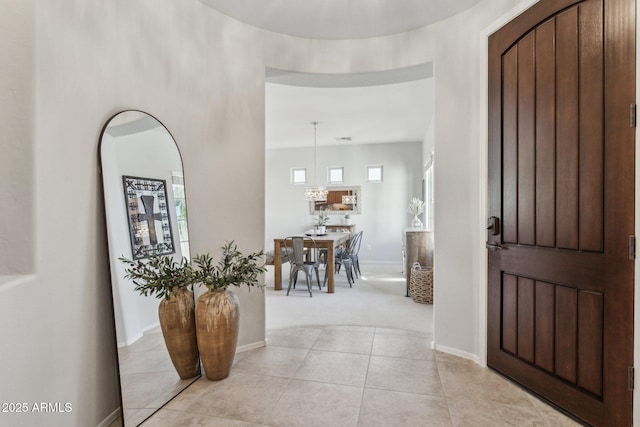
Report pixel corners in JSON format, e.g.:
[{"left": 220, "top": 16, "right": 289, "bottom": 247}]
[{"left": 273, "top": 232, "right": 351, "bottom": 293}]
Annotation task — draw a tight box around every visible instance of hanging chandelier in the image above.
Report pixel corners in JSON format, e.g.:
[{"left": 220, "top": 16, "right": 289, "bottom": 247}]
[
  {"left": 303, "top": 121, "right": 328, "bottom": 202},
  {"left": 342, "top": 190, "right": 356, "bottom": 205}
]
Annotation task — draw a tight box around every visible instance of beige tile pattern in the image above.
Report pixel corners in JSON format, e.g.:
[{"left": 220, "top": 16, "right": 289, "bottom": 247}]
[
  {"left": 365, "top": 356, "right": 443, "bottom": 396},
  {"left": 311, "top": 329, "right": 374, "bottom": 354},
  {"left": 293, "top": 349, "right": 370, "bottom": 386},
  {"left": 371, "top": 332, "right": 434, "bottom": 360},
  {"left": 358, "top": 388, "right": 452, "bottom": 427},
  {"left": 266, "top": 327, "right": 323, "bottom": 349},
  {"left": 266, "top": 379, "right": 362, "bottom": 427},
  {"left": 141, "top": 326, "right": 581, "bottom": 426},
  {"left": 231, "top": 346, "right": 309, "bottom": 378}
]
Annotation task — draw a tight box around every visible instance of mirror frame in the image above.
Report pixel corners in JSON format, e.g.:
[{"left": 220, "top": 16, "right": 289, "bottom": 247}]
[
  {"left": 309, "top": 185, "right": 361, "bottom": 215},
  {"left": 99, "top": 110, "right": 199, "bottom": 426}
]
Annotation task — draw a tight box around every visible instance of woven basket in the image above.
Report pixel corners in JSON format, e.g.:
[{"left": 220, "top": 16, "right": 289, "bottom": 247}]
[{"left": 409, "top": 262, "right": 433, "bottom": 304}]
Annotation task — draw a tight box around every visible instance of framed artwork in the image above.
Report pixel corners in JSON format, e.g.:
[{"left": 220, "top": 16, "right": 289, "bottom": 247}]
[{"left": 123, "top": 176, "right": 175, "bottom": 259}]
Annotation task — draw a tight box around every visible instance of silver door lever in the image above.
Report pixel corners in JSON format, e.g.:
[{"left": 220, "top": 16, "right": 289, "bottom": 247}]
[{"left": 485, "top": 241, "right": 504, "bottom": 251}]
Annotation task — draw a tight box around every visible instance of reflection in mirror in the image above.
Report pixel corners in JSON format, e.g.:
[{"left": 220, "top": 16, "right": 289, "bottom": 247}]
[
  {"left": 310, "top": 186, "right": 361, "bottom": 214},
  {"left": 100, "top": 110, "right": 199, "bottom": 426}
]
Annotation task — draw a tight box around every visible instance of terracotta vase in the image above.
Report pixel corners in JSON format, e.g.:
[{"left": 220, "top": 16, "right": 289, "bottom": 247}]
[
  {"left": 158, "top": 289, "right": 200, "bottom": 379},
  {"left": 195, "top": 289, "right": 239, "bottom": 381}
]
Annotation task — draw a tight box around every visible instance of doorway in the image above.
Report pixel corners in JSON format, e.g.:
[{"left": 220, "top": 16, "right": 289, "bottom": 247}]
[{"left": 264, "top": 66, "right": 434, "bottom": 332}]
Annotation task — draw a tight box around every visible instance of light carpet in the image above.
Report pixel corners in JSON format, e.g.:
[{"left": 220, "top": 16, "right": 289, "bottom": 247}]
[{"left": 265, "top": 262, "right": 432, "bottom": 334}]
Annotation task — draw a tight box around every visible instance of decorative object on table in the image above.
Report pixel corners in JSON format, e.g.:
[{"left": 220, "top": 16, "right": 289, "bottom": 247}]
[
  {"left": 119, "top": 254, "right": 199, "bottom": 379},
  {"left": 191, "top": 242, "right": 266, "bottom": 381},
  {"left": 123, "top": 175, "right": 175, "bottom": 259},
  {"left": 344, "top": 214, "right": 351, "bottom": 225},
  {"left": 408, "top": 197, "right": 426, "bottom": 227},
  {"left": 303, "top": 121, "right": 328, "bottom": 202},
  {"left": 316, "top": 209, "right": 329, "bottom": 234},
  {"left": 409, "top": 262, "right": 433, "bottom": 304}
]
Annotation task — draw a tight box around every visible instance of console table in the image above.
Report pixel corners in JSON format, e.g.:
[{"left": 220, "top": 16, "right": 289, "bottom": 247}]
[{"left": 326, "top": 224, "right": 356, "bottom": 233}]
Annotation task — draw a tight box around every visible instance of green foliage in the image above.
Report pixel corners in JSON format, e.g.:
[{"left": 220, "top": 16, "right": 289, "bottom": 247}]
[
  {"left": 318, "top": 210, "right": 329, "bottom": 225},
  {"left": 119, "top": 254, "right": 193, "bottom": 300},
  {"left": 191, "top": 241, "right": 267, "bottom": 292}
]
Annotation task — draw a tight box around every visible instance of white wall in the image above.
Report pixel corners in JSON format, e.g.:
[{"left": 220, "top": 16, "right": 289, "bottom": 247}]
[
  {"left": 266, "top": 141, "right": 423, "bottom": 262},
  {"left": 0, "top": 0, "right": 33, "bottom": 275},
  {"left": 0, "top": 0, "right": 543, "bottom": 425}
]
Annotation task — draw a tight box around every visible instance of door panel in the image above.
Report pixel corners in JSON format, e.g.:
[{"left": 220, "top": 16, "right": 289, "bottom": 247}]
[
  {"left": 535, "top": 19, "right": 556, "bottom": 248},
  {"left": 487, "top": 0, "right": 635, "bottom": 425}
]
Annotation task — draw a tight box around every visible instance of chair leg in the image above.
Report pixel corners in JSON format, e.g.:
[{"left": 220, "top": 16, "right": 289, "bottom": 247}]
[
  {"left": 304, "top": 270, "right": 312, "bottom": 297},
  {"left": 286, "top": 270, "right": 295, "bottom": 295},
  {"left": 351, "top": 256, "right": 359, "bottom": 279},
  {"left": 323, "top": 266, "right": 328, "bottom": 288},
  {"left": 343, "top": 259, "right": 353, "bottom": 287},
  {"left": 315, "top": 267, "right": 322, "bottom": 291}
]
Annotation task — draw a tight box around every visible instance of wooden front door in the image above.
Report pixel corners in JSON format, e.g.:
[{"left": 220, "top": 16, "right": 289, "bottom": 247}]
[{"left": 487, "top": 0, "right": 635, "bottom": 425}]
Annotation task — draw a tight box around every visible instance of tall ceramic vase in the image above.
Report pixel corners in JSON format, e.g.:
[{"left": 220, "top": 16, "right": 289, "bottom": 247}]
[
  {"left": 195, "top": 289, "right": 239, "bottom": 381},
  {"left": 158, "top": 289, "right": 200, "bottom": 379}
]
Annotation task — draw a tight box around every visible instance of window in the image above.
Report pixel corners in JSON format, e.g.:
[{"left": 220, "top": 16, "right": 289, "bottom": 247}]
[
  {"left": 328, "top": 167, "right": 344, "bottom": 184},
  {"left": 172, "top": 173, "right": 190, "bottom": 260},
  {"left": 291, "top": 168, "right": 307, "bottom": 185},
  {"left": 367, "top": 165, "right": 383, "bottom": 183}
]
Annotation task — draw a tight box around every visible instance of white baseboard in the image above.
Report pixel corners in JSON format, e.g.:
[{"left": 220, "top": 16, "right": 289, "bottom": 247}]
[
  {"left": 118, "top": 322, "right": 160, "bottom": 348},
  {"left": 97, "top": 407, "right": 120, "bottom": 427},
  {"left": 236, "top": 340, "right": 266, "bottom": 353},
  {"left": 118, "top": 331, "right": 143, "bottom": 348},
  {"left": 434, "top": 343, "right": 483, "bottom": 367}
]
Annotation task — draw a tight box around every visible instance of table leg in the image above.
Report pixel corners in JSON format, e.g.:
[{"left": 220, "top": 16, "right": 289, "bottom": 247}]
[
  {"left": 327, "top": 244, "right": 335, "bottom": 293},
  {"left": 274, "top": 241, "right": 282, "bottom": 291}
]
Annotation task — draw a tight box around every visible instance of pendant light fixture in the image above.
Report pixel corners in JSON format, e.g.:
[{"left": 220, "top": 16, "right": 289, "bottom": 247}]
[
  {"left": 342, "top": 189, "right": 356, "bottom": 205},
  {"left": 303, "top": 121, "right": 328, "bottom": 201}
]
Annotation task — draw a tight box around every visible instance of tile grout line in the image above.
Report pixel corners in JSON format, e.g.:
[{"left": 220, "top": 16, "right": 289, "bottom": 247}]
[{"left": 355, "top": 334, "right": 375, "bottom": 427}]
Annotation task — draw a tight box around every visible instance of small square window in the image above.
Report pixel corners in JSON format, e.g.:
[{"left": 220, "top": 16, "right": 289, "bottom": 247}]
[
  {"left": 291, "top": 168, "right": 306, "bottom": 185},
  {"left": 367, "top": 165, "right": 383, "bottom": 183},
  {"left": 328, "top": 167, "right": 344, "bottom": 184}
]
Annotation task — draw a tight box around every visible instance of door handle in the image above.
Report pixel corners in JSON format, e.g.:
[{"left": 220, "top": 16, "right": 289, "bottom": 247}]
[{"left": 486, "top": 241, "right": 504, "bottom": 251}]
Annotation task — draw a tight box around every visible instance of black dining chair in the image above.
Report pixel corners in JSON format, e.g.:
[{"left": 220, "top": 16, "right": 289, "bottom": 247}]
[{"left": 283, "top": 236, "right": 322, "bottom": 297}]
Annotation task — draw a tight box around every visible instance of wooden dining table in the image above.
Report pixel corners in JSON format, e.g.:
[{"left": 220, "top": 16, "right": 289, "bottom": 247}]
[{"left": 273, "top": 232, "right": 351, "bottom": 293}]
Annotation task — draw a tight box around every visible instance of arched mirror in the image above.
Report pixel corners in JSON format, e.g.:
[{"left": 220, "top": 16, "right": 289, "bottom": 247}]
[{"left": 99, "top": 110, "right": 199, "bottom": 426}]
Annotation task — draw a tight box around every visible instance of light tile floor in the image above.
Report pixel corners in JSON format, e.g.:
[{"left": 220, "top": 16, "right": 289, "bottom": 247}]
[
  {"left": 138, "top": 325, "right": 581, "bottom": 427},
  {"left": 115, "top": 327, "right": 199, "bottom": 426}
]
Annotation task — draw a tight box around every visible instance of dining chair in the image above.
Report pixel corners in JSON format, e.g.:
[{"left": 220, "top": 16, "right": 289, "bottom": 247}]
[
  {"left": 283, "top": 236, "right": 322, "bottom": 297},
  {"left": 325, "top": 233, "right": 357, "bottom": 287},
  {"left": 349, "top": 231, "right": 363, "bottom": 278}
]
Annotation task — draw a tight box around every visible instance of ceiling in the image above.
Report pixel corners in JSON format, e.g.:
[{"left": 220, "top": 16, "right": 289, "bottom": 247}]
[
  {"left": 266, "top": 67, "right": 433, "bottom": 150},
  {"left": 198, "top": 3, "right": 449, "bottom": 150},
  {"left": 198, "top": 0, "right": 481, "bottom": 40}
]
